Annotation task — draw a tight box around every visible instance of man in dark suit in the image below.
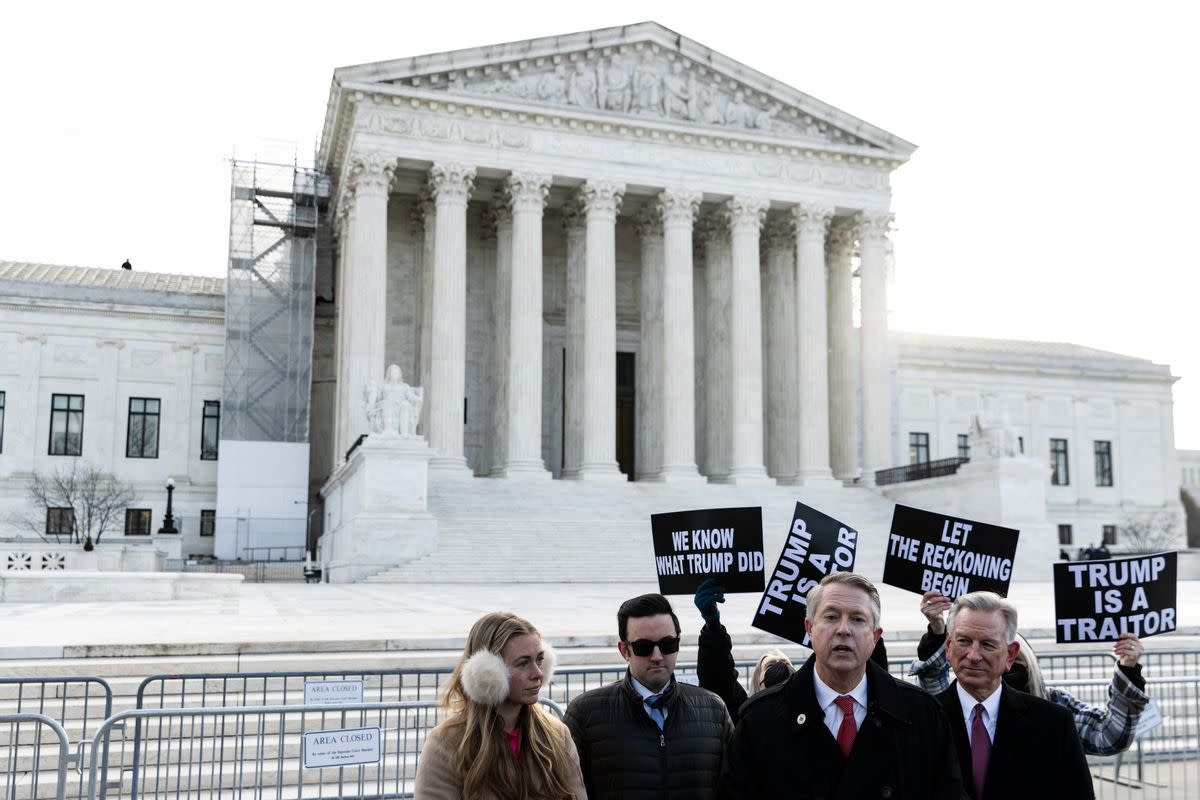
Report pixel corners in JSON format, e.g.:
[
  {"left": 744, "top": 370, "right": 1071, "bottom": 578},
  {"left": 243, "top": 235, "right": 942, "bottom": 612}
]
[
  {"left": 939, "top": 591, "right": 1094, "bottom": 799},
  {"left": 720, "top": 572, "right": 963, "bottom": 799}
]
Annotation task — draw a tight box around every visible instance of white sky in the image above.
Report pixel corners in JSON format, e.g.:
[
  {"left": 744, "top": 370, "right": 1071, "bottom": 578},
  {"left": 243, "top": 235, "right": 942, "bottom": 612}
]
[{"left": 2, "top": 1, "right": 1197, "bottom": 448}]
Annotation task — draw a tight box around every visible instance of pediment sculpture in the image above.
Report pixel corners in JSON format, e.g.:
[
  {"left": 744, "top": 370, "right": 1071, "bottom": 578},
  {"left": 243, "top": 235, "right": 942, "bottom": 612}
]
[
  {"left": 365, "top": 364, "right": 424, "bottom": 439},
  {"left": 414, "top": 50, "right": 850, "bottom": 143}
]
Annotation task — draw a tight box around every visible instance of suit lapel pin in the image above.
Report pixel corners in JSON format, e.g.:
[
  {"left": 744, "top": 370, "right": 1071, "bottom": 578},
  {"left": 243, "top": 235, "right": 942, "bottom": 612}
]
[{"left": 796, "top": 713, "right": 806, "bottom": 725}]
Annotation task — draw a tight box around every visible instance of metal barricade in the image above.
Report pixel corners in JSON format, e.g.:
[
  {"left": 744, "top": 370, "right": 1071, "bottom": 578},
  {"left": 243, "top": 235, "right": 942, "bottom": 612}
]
[
  {"left": 87, "top": 699, "right": 565, "bottom": 800},
  {"left": 1, "top": 713, "right": 71, "bottom": 800},
  {"left": 0, "top": 677, "right": 114, "bottom": 798},
  {"left": 136, "top": 669, "right": 452, "bottom": 710},
  {"left": 1050, "top": 675, "right": 1200, "bottom": 799}
]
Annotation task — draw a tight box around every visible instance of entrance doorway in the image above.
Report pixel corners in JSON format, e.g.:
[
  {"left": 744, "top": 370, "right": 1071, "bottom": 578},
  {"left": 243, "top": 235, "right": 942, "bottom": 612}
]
[{"left": 616, "top": 352, "right": 635, "bottom": 480}]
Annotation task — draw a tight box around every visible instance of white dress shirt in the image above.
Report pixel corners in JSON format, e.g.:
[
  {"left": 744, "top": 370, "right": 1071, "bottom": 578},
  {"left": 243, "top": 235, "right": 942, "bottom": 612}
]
[
  {"left": 956, "top": 681, "right": 1001, "bottom": 745},
  {"left": 814, "top": 671, "right": 868, "bottom": 738}
]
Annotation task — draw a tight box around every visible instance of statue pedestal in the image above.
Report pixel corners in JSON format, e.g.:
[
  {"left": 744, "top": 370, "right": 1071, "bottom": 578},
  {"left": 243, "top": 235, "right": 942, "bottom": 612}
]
[
  {"left": 881, "top": 455, "right": 1058, "bottom": 582},
  {"left": 318, "top": 435, "right": 438, "bottom": 582}
]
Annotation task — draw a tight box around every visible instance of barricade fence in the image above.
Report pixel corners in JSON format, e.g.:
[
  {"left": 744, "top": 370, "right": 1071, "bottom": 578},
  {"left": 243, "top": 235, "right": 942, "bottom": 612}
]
[{"left": 1, "top": 713, "right": 71, "bottom": 800}]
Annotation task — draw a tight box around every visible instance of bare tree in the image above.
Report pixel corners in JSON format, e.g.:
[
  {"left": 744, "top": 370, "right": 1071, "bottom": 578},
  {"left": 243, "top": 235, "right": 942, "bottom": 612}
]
[
  {"left": 10, "top": 462, "right": 137, "bottom": 547},
  {"left": 1117, "top": 508, "right": 1183, "bottom": 554},
  {"left": 1182, "top": 488, "right": 1200, "bottom": 548}
]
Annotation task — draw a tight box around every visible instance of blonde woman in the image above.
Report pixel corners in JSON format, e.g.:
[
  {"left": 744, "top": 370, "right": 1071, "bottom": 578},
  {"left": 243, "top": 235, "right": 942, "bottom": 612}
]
[{"left": 415, "top": 612, "right": 586, "bottom": 800}]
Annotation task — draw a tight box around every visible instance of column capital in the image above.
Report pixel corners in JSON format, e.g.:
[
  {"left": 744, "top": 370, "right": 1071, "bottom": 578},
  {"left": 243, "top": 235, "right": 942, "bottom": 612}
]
[
  {"left": 560, "top": 202, "right": 585, "bottom": 234},
  {"left": 504, "top": 171, "right": 553, "bottom": 212},
  {"left": 825, "top": 217, "right": 856, "bottom": 256},
  {"left": 697, "top": 212, "right": 729, "bottom": 245},
  {"left": 428, "top": 162, "right": 476, "bottom": 205},
  {"left": 854, "top": 210, "right": 894, "bottom": 242},
  {"left": 763, "top": 215, "right": 794, "bottom": 249},
  {"left": 346, "top": 150, "right": 398, "bottom": 196},
  {"left": 577, "top": 180, "right": 626, "bottom": 219},
  {"left": 491, "top": 197, "right": 513, "bottom": 227},
  {"left": 636, "top": 205, "right": 663, "bottom": 238},
  {"left": 725, "top": 196, "right": 769, "bottom": 232},
  {"left": 656, "top": 188, "right": 702, "bottom": 226},
  {"left": 479, "top": 207, "right": 498, "bottom": 242},
  {"left": 792, "top": 203, "right": 834, "bottom": 237}
]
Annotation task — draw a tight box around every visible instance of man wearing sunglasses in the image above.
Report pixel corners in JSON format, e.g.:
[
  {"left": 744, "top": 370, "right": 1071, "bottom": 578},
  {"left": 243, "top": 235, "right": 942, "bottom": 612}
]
[{"left": 564, "top": 592, "right": 733, "bottom": 800}]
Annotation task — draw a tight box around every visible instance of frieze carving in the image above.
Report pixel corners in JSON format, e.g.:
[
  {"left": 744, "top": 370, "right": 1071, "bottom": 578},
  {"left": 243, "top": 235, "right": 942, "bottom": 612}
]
[
  {"left": 411, "top": 48, "right": 858, "bottom": 144},
  {"left": 428, "top": 163, "right": 477, "bottom": 204}
]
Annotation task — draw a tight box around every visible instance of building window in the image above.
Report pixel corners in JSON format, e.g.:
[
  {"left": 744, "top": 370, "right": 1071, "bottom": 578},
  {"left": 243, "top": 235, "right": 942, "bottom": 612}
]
[
  {"left": 124, "top": 508, "right": 152, "bottom": 536},
  {"left": 49, "top": 394, "right": 85, "bottom": 456},
  {"left": 1094, "top": 440, "right": 1113, "bottom": 487},
  {"left": 200, "top": 509, "right": 216, "bottom": 537},
  {"left": 1058, "top": 524, "right": 1073, "bottom": 545},
  {"left": 908, "top": 432, "right": 930, "bottom": 465},
  {"left": 957, "top": 434, "right": 970, "bottom": 460},
  {"left": 46, "top": 507, "right": 75, "bottom": 539},
  {"left": 1050, "top": 438, "right": 1070, "bottom": 486},
  {"left": 126, "top": 398, "right": 161, "bottom": 458},
  {"left": 0, "top": 390, "right": 5, "bottom": 452},
  {"left": 1102, "top": 524, "right": 1118, "bottom": 546},
  {"left": 201, "top": 401, "right": 220, "bottom": 460}
]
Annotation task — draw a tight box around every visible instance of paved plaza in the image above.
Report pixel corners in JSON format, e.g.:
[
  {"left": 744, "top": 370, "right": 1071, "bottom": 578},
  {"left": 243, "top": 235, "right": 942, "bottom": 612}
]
[{"left": 2, "top": 578, "right": 1198, "bottom": 660}]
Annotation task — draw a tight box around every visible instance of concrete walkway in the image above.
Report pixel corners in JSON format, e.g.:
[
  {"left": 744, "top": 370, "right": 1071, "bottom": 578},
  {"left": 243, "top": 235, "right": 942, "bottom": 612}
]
[{"left": 3, "top": 579, "right": 1199, "bottom": 660}]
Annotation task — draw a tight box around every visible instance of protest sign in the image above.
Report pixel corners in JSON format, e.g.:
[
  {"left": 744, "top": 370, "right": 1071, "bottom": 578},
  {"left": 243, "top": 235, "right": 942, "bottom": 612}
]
[
  {"left": 1053, "top": 552, "right": 1177, "bottom": 643},
  {"left": 882, "top": 505, "right": 1018, "bottom": 599},
  {"left": 650, "top": 506, "right": 765, "bottom": 595},
  {"left": 752, "top": 502, "right": 859, "bottom": 647}
]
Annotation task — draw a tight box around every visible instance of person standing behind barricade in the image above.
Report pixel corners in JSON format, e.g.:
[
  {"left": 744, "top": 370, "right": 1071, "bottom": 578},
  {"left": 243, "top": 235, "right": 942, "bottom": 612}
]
[
  {"left": 564, "top": 593, "right": 732, "bottom": 800},
  {"left": 909, "top": 589, "right": 1150, "bottom": 755},
  {"left": 720, "top": 572, "right": 964, "bottom": 799},
  {"left": 933, "top": 591, "right": 1094, "bottom": 799},
  {"left": 414, "top": 611, "right": 586, "bottom": 800}
]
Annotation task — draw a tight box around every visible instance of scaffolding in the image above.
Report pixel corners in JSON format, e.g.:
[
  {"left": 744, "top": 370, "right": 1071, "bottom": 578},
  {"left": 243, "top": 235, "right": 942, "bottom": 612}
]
[{"left": 223, "top": 160, "right": 330, "bottom": 442}]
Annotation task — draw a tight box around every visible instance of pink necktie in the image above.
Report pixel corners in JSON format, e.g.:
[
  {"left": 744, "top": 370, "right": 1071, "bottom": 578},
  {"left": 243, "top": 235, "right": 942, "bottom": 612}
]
[
  {"left": 835, "top": 695, "right": 856, "bottom": 757},
  {"left": 971, "top": 703, "right": 991, "bottom": 798}
]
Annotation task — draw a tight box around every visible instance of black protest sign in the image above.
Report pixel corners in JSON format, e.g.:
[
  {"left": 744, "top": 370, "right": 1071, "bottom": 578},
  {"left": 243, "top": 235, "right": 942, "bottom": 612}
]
[
  {"left": 650, "top": 507, "right": 765, "bottom": 595},
  {"left": 1054, "top": 552, "right": 1177, "bottom": 643},
  {"left": 882, "top": 505, "right": 1019, "bottom": 599},
  {"left": 752, "top": 502, "right": 859, "bottom": 647}
]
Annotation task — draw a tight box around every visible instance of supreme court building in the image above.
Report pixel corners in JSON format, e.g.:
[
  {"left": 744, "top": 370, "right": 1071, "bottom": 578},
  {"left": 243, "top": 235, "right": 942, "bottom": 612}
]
[{"left": 315, "top": 21, "right": 910, "bottom": 491}]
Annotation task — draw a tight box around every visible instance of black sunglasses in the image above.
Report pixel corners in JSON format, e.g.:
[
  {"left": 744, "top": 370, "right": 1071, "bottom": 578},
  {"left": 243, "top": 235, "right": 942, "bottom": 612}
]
[{"left": 626, "top": 636, "right": 681, "bottom": 657}]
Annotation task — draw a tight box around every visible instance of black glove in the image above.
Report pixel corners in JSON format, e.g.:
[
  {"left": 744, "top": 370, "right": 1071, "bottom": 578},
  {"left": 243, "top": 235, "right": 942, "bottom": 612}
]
[{"left": 694, "top": 578, "right": 726, "bottom": 624}]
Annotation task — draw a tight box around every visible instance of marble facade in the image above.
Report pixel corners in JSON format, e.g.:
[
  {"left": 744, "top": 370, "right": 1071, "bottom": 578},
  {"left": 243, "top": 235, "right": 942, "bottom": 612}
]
[{"left": 315, "top": 22, "right": 911, "bottom": 491}]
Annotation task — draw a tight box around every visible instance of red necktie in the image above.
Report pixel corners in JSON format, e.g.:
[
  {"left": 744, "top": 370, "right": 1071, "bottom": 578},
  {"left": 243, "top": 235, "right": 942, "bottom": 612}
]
[
  {"left": 971, "top": 703, "right": 991, "bottom": 798},
  {"left": 835, "top": 695, "right": 856, "bottom": 757}
]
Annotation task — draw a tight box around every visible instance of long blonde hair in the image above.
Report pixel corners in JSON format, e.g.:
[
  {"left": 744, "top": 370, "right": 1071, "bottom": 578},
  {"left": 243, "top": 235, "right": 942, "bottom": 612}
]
[{"left": 441, "top": 612, "right": 578, "bottom": 800}]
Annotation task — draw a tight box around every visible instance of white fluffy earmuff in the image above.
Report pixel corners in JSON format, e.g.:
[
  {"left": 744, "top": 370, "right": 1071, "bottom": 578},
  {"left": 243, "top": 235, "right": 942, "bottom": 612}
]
[
  {"left": 541, "top": 642, "right": 558, "bottom": 688},
  {"left": 461, "top": 649, "right": 511, "bottom": 707}
]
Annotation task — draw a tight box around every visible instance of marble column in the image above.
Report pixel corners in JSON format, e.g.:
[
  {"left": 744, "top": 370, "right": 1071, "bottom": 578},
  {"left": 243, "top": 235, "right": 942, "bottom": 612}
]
[
  {"left": 339, "top": 151, "right": 396, "bottom": 455},
  {"left": 426, "top": 162, "right": 476, "bottom": 472},
  {"left": 656, "top": 189, "right": 704, "bottom": 482},
  {"left": 763, "top": 215, "right": 797, "bottom": 482},
  {"left": 561, "top": 204, "right": 586, "bottom": 479},
  {"left": 488, "top": 201, "right": 512, "bottom": 475},
  {"left": 416, "top": 190, "right": 436, "bottom": 441},
  {"left": 857, "top": 210, "right": 893, "bottom": 484},
  {"left": 498, "top": 172, "right": 553, "bottom": 478},
  {"left": 572, "top": 180, "right": 625, "bottom": 480},
  {"left": 332, "top": 204, "right": 352, "bottom": 460},
  {"left": 636, "top": 207, "right": 664, "bottom": 480},
  {"left": 725, "top": 196, "right": 772, "bottom": 485},
  {"left": 826, "top": 218, "right": 858, "bottom": 482},
  {"left": 702, "top": 215, "right": 732, "bottom": 480},
  {"left": 793, "top": 204, "right": 837, "bottom": 485}
]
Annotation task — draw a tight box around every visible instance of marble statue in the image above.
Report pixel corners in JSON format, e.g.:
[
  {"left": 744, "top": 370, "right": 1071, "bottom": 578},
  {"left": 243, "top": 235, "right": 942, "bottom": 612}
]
[
  {"left": 366, "top": 364, "right": 424, "bottom": 438},
  {"left": 968, "top": 413, "right": 1021, "bottom": 459}
]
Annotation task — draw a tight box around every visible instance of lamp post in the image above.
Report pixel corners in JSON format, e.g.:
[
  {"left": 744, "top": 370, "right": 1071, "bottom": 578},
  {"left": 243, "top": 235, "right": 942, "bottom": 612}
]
[{"left": 158, "top": 478, "right": 178, "bottom": 534}]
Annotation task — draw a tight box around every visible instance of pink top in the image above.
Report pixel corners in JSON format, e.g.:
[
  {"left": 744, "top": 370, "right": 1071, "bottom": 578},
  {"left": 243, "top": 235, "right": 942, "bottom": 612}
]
[{"left": 504, "top": 728, "right": 521, "bottom": 756}]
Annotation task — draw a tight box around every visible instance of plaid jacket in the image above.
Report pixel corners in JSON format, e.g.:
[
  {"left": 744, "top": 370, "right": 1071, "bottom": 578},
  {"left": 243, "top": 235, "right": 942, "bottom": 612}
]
[{"left": 907, "top": 642, "right": 1149, "bottom": 756}]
